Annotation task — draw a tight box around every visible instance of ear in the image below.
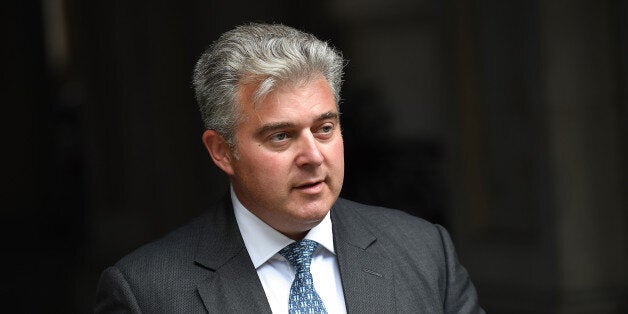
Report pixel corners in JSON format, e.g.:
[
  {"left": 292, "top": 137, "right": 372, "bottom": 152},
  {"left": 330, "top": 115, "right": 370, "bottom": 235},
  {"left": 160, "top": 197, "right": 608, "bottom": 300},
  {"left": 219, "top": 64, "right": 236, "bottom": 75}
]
[{"left": 202, "top": 130, "right": 235, "bottom": 176}]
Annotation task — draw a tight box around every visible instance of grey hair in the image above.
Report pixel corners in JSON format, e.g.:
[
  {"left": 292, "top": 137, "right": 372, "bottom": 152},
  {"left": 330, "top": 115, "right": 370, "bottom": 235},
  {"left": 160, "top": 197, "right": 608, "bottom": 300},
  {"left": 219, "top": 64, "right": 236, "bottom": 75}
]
[{"left": 192, "top": 23, "right": 345, "bottom": 147}]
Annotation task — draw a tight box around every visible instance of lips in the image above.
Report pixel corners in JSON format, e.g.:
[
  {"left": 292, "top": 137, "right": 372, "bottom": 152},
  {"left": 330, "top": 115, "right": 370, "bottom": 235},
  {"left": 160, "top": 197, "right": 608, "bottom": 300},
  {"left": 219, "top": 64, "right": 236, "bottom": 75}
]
[
  {"left": 294, "top": 179, "right": 325, "bottom": 193},
  {"left": 296, "top": 181, "right": 322, "bottom": 189}
]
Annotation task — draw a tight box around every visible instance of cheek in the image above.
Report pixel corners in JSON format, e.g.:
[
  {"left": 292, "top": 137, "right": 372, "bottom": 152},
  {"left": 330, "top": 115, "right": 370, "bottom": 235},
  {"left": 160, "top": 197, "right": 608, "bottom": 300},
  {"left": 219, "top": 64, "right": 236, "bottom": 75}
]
[
  {"left": 248, "top": 154, "right": 292, "bottom": 179},
  {"left": 329, "top": 141, "right": 345, "bottom": 163}
]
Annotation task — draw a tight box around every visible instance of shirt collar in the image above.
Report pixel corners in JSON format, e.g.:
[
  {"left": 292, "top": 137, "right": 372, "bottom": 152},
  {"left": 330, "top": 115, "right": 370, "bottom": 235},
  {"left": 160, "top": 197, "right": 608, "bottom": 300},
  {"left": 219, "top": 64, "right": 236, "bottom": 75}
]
[{"left": 231, "top": 186, "right": 335, "bottom": 269}]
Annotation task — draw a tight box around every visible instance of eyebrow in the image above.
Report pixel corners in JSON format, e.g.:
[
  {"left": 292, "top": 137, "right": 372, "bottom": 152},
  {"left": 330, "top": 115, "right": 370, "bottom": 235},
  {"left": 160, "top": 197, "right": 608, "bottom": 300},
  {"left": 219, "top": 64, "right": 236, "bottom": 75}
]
[
  {"left": 319, "top": 111, "right": 339, "bottom": 121},
  {"left": 255, "top": 111, "right": 340, "bottom": 136}
]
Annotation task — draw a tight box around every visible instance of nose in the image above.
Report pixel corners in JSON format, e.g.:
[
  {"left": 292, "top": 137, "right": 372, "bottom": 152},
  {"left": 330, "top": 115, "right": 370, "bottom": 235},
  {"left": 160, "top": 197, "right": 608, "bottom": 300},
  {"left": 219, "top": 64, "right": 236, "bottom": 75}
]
[{"left": 294, "top": 131, "right": 324, "bottom": 167}]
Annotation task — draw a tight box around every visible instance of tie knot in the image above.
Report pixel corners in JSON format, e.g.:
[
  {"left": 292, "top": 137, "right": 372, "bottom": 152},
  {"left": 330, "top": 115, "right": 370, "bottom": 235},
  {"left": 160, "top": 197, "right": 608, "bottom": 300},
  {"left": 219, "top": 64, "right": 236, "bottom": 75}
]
[{"left": 279, "top": 239, "right": 318, "bottom": 271}]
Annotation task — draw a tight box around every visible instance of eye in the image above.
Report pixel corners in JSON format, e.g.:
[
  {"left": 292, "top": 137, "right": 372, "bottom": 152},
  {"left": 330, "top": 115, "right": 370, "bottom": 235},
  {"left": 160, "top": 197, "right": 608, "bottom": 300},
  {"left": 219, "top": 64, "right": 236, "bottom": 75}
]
[
  {"left": 315, "top": 123, "right": 335, "bottom": 139},
  {"left": 270, "top": 132, "right": 288, "bottom": 142},
  {"left": 320, "top": 125, "right": 333, "bottom": 133}
]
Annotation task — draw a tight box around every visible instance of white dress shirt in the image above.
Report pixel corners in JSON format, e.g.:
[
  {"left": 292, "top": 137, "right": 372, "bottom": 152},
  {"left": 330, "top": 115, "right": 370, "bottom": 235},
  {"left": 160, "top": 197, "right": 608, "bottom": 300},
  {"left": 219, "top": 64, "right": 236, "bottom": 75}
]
[{"left": 231, "top": 187, "right": 347, "bottom": 314}]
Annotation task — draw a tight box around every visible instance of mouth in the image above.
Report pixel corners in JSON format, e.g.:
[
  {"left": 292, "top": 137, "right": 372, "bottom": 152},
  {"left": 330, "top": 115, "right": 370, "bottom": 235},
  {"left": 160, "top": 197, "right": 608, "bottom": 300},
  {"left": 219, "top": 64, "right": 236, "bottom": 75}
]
[{"left": 294, "top": 180, "right": 325, "bottom": 194}]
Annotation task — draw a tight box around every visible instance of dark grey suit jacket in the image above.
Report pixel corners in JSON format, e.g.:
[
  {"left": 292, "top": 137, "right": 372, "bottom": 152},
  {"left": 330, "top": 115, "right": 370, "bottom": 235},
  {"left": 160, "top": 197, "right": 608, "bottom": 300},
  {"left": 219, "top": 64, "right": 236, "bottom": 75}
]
[{"left": 95, "top": 197, "right": 483, "bottom": 313}]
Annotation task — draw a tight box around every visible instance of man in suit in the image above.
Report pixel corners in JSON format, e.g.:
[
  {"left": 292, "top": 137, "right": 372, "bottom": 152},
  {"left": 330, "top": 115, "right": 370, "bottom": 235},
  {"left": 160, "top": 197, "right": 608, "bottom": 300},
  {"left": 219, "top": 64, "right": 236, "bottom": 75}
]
[{"left": 96, "top": 23, "right": 484, "bottom": 313}]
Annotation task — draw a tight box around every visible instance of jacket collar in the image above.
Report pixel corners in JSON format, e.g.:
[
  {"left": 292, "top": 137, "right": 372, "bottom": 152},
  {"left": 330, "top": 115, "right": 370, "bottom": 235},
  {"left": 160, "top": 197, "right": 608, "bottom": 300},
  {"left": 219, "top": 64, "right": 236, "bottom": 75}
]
[
  {"left": 332, "top": 198, "right": 396, "bottom": 313},
  {"left": 193, "top": 194, "right": 272, "bottom": 313},
  {"left": 193, "top": 196, "right": 396, "bottom": 313}
]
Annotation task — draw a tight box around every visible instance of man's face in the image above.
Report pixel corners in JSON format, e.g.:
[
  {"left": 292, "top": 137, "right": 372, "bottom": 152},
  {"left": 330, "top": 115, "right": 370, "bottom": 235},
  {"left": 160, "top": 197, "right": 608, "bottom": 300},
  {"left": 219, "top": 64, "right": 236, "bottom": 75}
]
[{"left": 229, "top": 76, "right": 344, "bottom": 239}]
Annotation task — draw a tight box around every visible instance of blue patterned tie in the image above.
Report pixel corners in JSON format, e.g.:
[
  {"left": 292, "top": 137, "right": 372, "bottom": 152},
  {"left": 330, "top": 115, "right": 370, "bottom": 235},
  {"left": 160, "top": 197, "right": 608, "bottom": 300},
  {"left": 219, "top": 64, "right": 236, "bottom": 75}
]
[{"left": 279, "top": 239, "right": 328, "bottom": 314}]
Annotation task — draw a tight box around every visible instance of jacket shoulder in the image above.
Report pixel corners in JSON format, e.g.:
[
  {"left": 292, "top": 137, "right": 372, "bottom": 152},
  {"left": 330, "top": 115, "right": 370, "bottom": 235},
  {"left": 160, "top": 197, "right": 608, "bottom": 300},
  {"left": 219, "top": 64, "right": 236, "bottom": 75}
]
[
  {"left": 115, "top": 213, "right": 209, "bottom": 270},
  {"left": 334, "top": 197, "right": 441, "bottom": 240},
  {"left": 333, "top": 198, "right": 483, "bottom": 313}
]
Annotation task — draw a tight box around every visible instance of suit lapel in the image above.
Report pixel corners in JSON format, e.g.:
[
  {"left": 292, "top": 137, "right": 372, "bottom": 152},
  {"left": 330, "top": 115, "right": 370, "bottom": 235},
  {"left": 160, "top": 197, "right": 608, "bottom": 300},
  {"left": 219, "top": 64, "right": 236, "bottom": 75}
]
[
  {"left": 193, "top": 196, "right": 272, "bottom": 313},
  {"left": 332, "top": 199, "right": 396, "bottom": 313},
  {"left": 190, "top": 196, "right": 396, "bottom": 312}
]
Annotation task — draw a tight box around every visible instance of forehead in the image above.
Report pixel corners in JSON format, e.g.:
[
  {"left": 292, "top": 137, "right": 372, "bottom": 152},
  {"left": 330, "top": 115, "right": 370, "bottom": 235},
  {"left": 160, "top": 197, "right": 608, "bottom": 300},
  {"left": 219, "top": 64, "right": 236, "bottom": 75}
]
[{"left": 236, "top": 76, "right": 337, "bottom": 116}]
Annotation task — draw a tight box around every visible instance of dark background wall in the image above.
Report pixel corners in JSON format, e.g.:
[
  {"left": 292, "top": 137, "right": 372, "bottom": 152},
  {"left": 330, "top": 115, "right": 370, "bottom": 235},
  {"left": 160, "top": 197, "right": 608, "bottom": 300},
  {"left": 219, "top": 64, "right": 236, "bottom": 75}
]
[{"left": 3, "top": 0, "right": 627, "bottom": 312}]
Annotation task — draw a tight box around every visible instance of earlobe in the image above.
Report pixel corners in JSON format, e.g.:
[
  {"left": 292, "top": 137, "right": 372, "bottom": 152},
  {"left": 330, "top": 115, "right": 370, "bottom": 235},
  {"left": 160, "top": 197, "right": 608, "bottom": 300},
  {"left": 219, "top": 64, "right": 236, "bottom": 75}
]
[{"left": 202, "top": 130, "right": 235, "bottom": 175}]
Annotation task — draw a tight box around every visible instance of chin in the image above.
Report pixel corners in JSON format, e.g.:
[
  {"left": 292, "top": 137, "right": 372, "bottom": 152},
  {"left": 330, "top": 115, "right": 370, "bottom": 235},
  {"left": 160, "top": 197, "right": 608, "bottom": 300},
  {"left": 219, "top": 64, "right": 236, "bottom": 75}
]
[{"left": 297, "top": 200, "right": 332, "bottom": 221}]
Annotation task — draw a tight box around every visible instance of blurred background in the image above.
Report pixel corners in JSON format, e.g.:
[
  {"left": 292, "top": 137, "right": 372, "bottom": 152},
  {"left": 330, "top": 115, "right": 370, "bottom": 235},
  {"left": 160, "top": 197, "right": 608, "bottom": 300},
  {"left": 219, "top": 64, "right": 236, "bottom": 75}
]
[{"left": 3, "top": 0, "right": 627, "bottom": 312}]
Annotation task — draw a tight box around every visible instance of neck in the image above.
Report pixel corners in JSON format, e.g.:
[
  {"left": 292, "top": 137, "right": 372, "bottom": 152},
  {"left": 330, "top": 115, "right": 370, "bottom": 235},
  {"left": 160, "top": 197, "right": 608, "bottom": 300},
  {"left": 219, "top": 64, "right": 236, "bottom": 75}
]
[{"left": 283, "top": 230, "right": 308, "bottom": 241}]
